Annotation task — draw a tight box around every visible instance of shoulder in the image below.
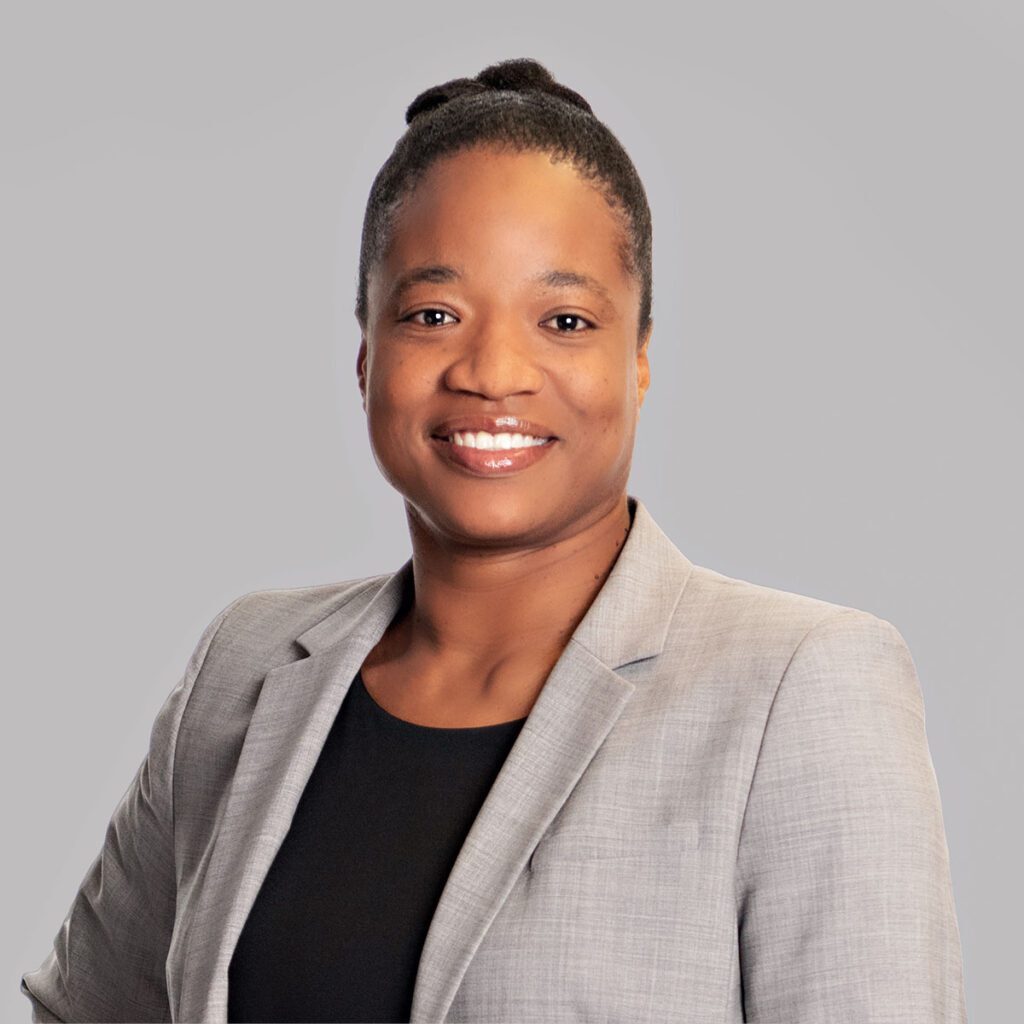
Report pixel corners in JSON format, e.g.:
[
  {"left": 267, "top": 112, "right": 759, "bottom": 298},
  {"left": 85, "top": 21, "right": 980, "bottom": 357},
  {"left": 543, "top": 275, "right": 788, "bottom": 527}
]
[
  {"left": 675, "top": 559, "right": 900, "bottom": 643},
  {"left": 204, "top": 572, "right": 391, "bottom": 660},
  {"left": 171, "top": 572, "right": 395, "bottom": 797},
  {"left": 233, "top": 572, "right": 393, "bottom": 623},
  {"left": 665, "top": 561, "right": 916, "bottom": 706}
]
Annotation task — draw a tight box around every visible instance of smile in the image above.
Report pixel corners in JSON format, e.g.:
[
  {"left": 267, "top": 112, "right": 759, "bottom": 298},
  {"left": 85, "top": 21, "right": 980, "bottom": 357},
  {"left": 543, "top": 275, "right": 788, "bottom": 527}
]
[
  {"left": 429, "top": 432, "right": 557, "bottom": 476},
  {"left": 447, "top": 430, "right": 549, "bottom": 449}
]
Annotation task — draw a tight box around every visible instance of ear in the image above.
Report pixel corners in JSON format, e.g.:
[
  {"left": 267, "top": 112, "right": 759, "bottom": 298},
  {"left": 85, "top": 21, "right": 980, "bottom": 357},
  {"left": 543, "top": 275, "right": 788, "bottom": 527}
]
[
  {"left": 356, "top": 336, "right": 368, "bottom": 411},
  {"left": 636, "top": 319, "right": 652, "bottom": 409}
]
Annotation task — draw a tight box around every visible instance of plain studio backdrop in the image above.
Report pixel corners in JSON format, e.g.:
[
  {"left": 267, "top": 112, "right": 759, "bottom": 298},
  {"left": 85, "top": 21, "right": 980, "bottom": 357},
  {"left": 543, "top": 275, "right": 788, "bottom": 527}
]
[{"left": 2, "top": 2, "right": 1019, "bottom": 1020}]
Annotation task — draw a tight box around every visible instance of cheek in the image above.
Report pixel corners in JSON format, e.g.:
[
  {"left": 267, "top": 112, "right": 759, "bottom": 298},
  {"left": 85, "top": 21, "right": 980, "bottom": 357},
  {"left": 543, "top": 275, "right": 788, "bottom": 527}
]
[
  {"left": 364, "top": 349, "right": 448, "bottom": 469},
  {"left": 559, "top": 357, "right": 637, "bottom": 438},
  {"left": 367, "top": 349, "right": 430, "bottom": 415}
]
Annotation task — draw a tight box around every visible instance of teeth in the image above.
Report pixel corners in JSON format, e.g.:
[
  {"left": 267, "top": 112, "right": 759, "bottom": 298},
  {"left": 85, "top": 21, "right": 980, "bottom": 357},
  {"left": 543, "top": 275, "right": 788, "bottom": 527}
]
[{"left": 449, "top": 431, "right": 549, "bottom": 449}]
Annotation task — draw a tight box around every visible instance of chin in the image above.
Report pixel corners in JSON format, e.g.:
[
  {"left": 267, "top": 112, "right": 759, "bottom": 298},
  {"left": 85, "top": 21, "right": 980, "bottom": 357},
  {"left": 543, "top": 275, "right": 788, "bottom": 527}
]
[{"left": 409, "top": 491, "right": 566, "bottom": 548}]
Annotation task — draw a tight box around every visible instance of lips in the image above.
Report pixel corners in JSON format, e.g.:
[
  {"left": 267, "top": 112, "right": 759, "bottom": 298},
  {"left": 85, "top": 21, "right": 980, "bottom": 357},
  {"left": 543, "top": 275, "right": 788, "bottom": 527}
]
[
  {"left": 429, "top": 414, "right": 557, "bottom": 441},
  {"left": 429, "top": 435, "right": 556, "bottom": 477}
]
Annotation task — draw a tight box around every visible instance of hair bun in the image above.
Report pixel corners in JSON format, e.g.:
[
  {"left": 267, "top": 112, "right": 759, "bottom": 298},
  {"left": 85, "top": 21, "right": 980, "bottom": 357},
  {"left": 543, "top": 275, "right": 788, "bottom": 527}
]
[{"left": 405, "top": 57, "right": 594, "bottom": 125}]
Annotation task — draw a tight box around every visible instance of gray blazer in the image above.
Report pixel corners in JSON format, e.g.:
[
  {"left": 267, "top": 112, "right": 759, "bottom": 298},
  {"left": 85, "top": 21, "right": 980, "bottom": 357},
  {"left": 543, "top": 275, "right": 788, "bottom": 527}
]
[{"left": 21, "top": 497, "right": 967, "bottom": 1023}]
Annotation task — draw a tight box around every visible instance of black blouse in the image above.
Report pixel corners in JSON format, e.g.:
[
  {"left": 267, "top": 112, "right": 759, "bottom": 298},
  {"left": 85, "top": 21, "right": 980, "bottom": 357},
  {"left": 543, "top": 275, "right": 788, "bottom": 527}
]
[{"left": 227, "top": 669, "right": 527, "bottom": 1023}]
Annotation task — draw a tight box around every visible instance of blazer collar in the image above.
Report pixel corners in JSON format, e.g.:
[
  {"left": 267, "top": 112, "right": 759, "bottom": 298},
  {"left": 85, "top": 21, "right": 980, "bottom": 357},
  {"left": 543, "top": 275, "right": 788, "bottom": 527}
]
[
  {"left": 296, "top": 495, "right": 694, "bottom": 670},
  {"left": 176, "top": 495, "right": 695, "bottom": 1023}
]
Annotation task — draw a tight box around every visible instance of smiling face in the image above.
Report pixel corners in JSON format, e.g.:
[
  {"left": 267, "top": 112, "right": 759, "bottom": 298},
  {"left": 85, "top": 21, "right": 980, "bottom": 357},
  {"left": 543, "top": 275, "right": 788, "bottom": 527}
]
[{"left": 357, "top": 145, "right": 651, "bottom": 550}]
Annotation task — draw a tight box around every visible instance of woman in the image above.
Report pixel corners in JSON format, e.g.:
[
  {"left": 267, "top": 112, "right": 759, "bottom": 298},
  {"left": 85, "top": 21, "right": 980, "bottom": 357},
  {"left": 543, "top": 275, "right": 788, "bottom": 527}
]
[{"left": 22, "top": 58, "right": 966, "bottom": 1023}]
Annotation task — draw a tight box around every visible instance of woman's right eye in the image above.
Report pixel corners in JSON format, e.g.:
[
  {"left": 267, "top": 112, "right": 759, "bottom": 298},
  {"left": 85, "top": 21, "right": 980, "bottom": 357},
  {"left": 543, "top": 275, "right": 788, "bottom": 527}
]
[{"left": 403, "top": 309, "right": 457, "bottom": 327}]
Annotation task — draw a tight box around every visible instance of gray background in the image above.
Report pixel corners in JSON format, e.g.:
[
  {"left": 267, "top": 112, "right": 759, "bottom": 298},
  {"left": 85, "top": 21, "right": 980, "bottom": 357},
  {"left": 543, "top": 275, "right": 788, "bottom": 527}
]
[{"left": 3, "top": 2, "right": 1019, "bottom": 1020}]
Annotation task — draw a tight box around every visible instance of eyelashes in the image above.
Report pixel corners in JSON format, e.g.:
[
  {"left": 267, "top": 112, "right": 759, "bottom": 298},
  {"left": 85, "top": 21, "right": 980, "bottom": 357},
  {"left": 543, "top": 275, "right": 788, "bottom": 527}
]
[
  {"left": 401, "top": 309, "right": 596, "bottom": 333},
  {"left": 544, "top": 312, "right": 595, "bottom": 333},
  {"left": 403, "top": 309, "right": 456, "bottom": 328}
]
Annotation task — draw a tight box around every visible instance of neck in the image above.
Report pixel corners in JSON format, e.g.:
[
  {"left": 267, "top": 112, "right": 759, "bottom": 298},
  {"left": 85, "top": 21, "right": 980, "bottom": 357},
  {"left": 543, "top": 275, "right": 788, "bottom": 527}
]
[{"left": 388, "top": 494, "right": 634, "bottom": 680}]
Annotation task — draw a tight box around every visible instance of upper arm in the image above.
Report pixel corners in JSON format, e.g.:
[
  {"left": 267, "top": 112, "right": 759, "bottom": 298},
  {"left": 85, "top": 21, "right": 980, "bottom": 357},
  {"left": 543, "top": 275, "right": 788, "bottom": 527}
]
[
  {"left": 735, "top": 610, "right": 967, "bottom": 1023},
  {"left": 20, "top": 594, "right": 247, "bottom": 1023}
]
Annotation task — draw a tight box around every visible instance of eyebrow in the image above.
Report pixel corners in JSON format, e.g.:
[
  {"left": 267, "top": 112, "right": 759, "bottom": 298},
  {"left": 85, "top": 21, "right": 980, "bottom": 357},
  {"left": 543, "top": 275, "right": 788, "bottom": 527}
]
[
  {"left": 390, "top": 263, "right": 616, "bottom": 311},
  {"left": 392, "top": 264, "right": 463, "bottom": 297}
]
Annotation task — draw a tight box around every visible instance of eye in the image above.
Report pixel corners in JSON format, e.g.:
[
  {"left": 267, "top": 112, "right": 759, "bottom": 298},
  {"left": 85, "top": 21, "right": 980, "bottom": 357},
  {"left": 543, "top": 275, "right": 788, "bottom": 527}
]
[
  {"left": 402, "top": 309, "right": 458, "bottom": 327},
  {"left": 542, "top": 313, "right": 595, "bottom": 333}
]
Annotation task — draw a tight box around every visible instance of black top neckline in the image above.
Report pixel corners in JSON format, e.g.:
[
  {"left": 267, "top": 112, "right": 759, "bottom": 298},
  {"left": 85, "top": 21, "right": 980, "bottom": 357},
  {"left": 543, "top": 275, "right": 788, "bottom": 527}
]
[{"left": 354, "top": 670, "right": 529, "bottom": 733}]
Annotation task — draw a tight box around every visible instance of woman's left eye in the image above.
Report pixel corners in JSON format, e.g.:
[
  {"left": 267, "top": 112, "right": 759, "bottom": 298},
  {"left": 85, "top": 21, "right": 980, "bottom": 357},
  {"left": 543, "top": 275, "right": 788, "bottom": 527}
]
[{"left": 543, "top": 313, "right": 595, "bottom": 333}]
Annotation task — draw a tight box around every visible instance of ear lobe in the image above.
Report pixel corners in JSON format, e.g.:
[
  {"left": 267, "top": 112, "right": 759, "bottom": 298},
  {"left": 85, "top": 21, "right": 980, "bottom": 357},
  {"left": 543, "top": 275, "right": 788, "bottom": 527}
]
[
  {"left": 356, "top": 338, "right": 368, "bottom": 408},
  {"left": 636, "top": 321, "right": 652, "bottom": 407},
  {"left": 637, "top": 356, "right": 651, "bottom": 407}
]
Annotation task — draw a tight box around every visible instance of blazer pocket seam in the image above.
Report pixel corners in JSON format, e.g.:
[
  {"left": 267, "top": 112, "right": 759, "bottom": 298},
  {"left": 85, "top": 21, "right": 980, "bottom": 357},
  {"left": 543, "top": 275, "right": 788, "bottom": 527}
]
[{"left": 529, "top": 819, "right": 700, "bottom": 872}]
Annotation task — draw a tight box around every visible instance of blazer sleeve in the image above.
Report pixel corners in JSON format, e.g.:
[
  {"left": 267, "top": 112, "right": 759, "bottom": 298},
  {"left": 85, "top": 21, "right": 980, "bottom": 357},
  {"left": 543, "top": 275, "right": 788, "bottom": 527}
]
[
  {"left": 20, "top": 594, "right": 247, "bottom": 1024},
  {"left": 734, "top": 609, "right": 968, "bottom": 1023}
]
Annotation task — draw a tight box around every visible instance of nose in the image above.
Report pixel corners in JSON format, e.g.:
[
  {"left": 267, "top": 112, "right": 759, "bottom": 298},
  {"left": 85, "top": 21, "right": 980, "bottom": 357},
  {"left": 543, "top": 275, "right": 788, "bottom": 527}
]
[{"left": 442, "top": 318, "right": 546, "bottom": 400}]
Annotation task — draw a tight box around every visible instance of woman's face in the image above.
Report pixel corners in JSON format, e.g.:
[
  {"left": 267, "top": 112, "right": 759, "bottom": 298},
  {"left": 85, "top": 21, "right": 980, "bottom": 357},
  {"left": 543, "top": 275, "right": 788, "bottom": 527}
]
[{"left": 358, "top": 145, "right": 651, "bottom": 549}]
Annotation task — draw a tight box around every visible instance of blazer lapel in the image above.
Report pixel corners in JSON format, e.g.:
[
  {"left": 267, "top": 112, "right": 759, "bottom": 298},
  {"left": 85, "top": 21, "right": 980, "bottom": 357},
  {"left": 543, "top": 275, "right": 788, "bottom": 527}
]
[
  {"left": 176, "top": 566, "right": 414, "bottom": 1022},
  {"left": 408, "top": 497, "right": 694, "bottom": 1023},
  {"left": 176, "top": 496, "right": 694, "bottom": 1024}
]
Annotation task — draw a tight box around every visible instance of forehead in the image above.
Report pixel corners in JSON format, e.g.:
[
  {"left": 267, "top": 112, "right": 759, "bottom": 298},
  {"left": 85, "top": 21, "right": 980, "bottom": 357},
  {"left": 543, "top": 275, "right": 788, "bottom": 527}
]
[{"left": 379, "top": 147, "right": 632, "bottom": 294}]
